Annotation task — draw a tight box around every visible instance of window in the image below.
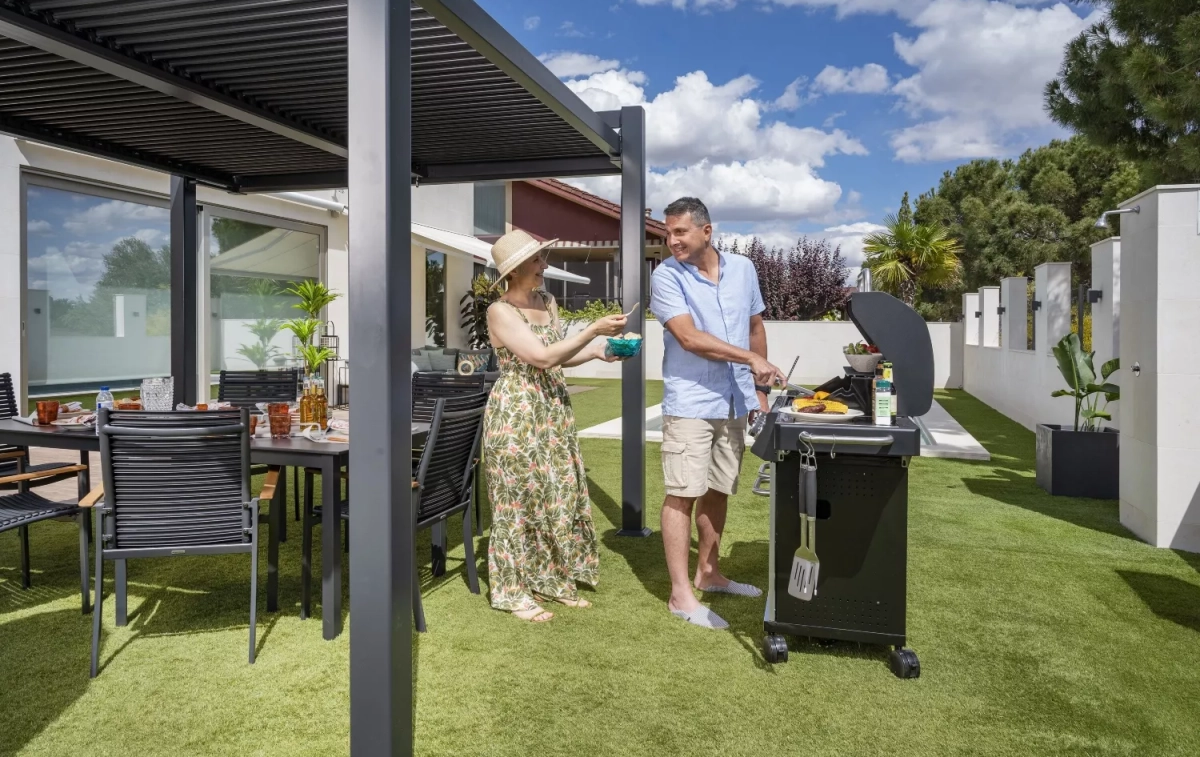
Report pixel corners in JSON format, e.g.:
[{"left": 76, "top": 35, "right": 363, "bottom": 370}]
[
  {"left": 205, "top": 210, "right": 322, "bottom": 376},
  {"left": 426, "top": 250, "right": 446, "bottom": 347},
  {"left": 473, "top": 182, "right": 506, "bottom": 236},
  {"left": 24, "top": 178, "right": 171, "bottom": 395}
]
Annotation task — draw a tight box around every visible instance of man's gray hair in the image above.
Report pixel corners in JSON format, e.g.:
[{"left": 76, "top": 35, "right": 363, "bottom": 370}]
[{"left": 664, "top": 197, "right": 711, "bottom": 226}]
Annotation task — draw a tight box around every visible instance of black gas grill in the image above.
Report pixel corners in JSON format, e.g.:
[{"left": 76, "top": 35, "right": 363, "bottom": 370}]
[{"left": 750, "top": 292, "right": 933, "bottom": 678}]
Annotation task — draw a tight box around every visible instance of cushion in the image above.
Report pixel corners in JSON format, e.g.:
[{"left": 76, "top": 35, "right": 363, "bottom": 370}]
[
  {"left": 459, "top": 349, "right": 491, "bottom": 372},
  {"left": 411, "top": 350, "right": 433, "bottom": 372},
  {"left": 428, "top": 349, "right": 458, "bottom": 372}
]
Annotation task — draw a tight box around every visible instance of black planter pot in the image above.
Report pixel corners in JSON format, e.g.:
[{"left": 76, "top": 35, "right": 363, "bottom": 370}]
[{"left": 1035, "top": 424, "right": 1119, "bottom": 499}]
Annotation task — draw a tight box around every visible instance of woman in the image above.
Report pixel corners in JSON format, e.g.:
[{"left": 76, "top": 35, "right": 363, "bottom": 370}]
[{"left": 484, "top": 229, "right": 630, "bottom": 623}]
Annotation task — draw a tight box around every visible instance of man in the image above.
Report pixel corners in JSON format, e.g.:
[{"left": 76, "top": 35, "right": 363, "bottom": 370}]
[{"left": 650, "top": 197, "right": 784, "bottom": 629}]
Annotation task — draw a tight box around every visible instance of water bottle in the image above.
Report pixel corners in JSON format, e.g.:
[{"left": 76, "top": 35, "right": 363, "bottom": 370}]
[{"left": 96, "top": 386, "right": 114, "bottom": 412}]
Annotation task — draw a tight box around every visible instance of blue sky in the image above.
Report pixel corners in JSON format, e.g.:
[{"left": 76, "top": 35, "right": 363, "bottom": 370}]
[{"left": 477, "top": 0, "right": 1101, "bottom": 271}]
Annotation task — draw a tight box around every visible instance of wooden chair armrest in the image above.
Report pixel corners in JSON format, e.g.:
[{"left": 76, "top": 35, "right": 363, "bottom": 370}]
[
  {"left": 0, "top": 464, "right": 87, "bottom": 486},
  {"left": 258, "top": 467, "right": 280, "bottom": 501},
  {"left": 80, "top": 485, "right": 105, "bottom": 507},
  {"left": 0, "top": 450, "right": 26, "bottom": 461}
]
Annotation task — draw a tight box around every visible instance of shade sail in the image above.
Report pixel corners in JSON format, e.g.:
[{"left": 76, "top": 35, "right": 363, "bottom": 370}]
[{"left": 412, "top": 222, "right": 589, "bottom": 285}]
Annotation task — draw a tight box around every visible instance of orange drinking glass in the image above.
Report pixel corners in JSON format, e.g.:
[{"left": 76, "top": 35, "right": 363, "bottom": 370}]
[
  {"left": 267, "top": 403, "right": 290, "bottom": 439},
  {"left": 36, "top": 400, "right": 59, "bottom": 425}
]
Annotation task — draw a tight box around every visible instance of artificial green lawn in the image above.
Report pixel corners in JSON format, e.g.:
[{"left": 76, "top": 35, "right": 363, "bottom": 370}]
[{"left": 3, "top": 385, "right": 1200, "bottom": 756}]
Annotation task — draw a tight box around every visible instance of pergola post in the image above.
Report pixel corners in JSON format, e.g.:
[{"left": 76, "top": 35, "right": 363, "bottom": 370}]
[
  {"left": 169, "top": 175, "right": 198, "bottom": 406},
  {"left": 348, "top": 1, "right": 414, "bottom": 756},
  {"left": 618, "top": 105, "right": 650, "bottom": 537}
]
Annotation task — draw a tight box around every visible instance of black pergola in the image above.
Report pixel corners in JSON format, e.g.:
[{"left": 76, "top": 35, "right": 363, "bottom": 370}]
[{"left": 0, "top": 1, "right": 648, "bottom": 754}]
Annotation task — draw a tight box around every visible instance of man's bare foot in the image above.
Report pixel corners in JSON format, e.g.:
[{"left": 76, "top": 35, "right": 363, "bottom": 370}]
[
  {"left": 513, "top": 606, "right": 554, "bottom": 622},
  {"left": 696, "top": 572, "right": 762, "bottom": 597},
  {"left": 694, "top": 572, "right": 731, "bottom": 590},
  {"left": 668, "top": 591, "right": 701, "bottom": 615}
]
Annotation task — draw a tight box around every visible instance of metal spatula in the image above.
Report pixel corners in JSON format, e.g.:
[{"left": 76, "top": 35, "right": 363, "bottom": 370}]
[
  {"left": 805, "top": 456, "right": 820, "bottom": 595},
  {"left": 788, "top": 451, "right": 819, "bottom": 601}
]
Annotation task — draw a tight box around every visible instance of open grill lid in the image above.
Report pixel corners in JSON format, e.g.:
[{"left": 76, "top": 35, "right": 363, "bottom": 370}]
[{"left": 847, "top": 292, "right": 934, "bottom": 417}]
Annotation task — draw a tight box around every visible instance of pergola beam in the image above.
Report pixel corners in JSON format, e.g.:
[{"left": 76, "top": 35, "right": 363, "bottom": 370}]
[
  {"left": 414, "top": 155, "right": 619, "bottom": 184},
  {"left": 0, "top": 5, "right": 347, "bottom": 159}
]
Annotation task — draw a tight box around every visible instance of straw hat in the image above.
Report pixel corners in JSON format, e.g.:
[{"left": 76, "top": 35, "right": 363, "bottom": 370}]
[{"left": 490, "top": 228, "right": 559, "bottom": 285}]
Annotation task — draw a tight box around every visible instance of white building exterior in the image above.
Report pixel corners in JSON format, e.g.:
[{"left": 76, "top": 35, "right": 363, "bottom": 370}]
[{"left": 0, "top": 137, "right": 525, "bottom": 405}]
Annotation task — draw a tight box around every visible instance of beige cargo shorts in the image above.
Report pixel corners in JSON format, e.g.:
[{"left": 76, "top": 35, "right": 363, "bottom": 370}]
[{"left": 660, "top": 406, "right": 748, "bottom": 499}]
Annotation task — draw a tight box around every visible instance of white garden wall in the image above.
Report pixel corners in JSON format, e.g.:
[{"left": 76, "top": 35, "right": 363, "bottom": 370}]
[{"left": 963, "top": 253, "right": 1122, "bottom": 434}]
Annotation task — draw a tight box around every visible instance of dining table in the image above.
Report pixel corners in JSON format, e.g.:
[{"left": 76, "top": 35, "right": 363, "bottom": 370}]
[{"left": 0, "top": 418, "right": 431, "bottom": 641}]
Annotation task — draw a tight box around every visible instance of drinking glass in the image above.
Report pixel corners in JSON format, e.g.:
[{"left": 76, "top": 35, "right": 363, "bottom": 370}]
[
  {"left": 36, "top": 400, "right": 59, "bottom": 425},
  {"left": 141, "top": 377, "right": 174, "bottom": 412},
  {"left": 268, "top": 403, "right": 291, "bottom": 439},
  {"left": 249, "top": 414, "right": 260, "bottom": 436}
]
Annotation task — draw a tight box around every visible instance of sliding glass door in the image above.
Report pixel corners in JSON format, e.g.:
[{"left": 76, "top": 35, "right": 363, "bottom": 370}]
[{"left": 201, "top": 207, "right": 324, "bottom": 396}]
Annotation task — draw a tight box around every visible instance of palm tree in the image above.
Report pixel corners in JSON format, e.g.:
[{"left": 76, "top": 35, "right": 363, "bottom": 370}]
[{"left": 862, "top": 215, "right": 962, "bottom": 307}]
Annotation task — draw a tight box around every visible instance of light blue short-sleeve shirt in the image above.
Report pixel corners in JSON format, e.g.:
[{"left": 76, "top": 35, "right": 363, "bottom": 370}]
[{"left": 650, "top": 252, "right": 765, "bottom": 420}]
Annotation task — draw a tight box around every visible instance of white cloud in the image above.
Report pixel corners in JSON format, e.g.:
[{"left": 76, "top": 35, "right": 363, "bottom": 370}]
[
  {"left": 812, "top": 63, "right": 890, "bottom": 94},
  {"left": 634, "top": 0, "right": 929, "bottom": 18},
  {"left": 822, "top": 111, "right": 847, "bottom": 128},
  {"left": 558, "top": 21, "right": 587, "bottom": 38},
  {"left": 887, "top": 0, "right": 1100, "bottom": 162},
  {"left": 820, "top": 221, "right": 887, "bottom": 269},
  {"left": 558, "top": 65, "right": 867, "bottom": 224},
  {"left": 27, "top": 219, "right": 52, "bottom": 234},
  {"left": 634, "top": 0, "right": 739, "bottom": 9},
  {"left": 61, "top": 199, "right": 169, "bottom": 236},
  {"left": 771, "top": 77, "right": 809, "bottom": 110},
  {"left": 628, "top": 0, "right": 1091, "bottom": 162},
  {"left": 538, "top": 52, "right": 620, "bottom": 78},
  {"left": 524, "top": 16, "right": 541, "bottom": 30},
  {"left": 564, "top": 68, "right": 866, "bottom": 169}
]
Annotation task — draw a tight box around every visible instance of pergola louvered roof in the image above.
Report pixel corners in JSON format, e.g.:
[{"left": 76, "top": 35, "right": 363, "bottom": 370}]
[{"left": 0, "top": 0, "right": 622, "bottom": 191}]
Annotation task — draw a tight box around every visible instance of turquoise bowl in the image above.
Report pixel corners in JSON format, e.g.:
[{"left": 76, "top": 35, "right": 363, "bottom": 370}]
[{"left": 606, "top": 337, "right": 643, "bottom": 358}]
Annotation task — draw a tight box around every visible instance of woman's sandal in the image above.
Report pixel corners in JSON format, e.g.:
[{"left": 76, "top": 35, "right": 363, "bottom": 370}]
[
  {"left": 555, "top": 597, "right": 591, "bottom": 608},
  {"left": 536, "top": 594, "right": 591, "bottom": 608},
  {"left": 513, "top": 606, "right": 554, "bottom": 623}
]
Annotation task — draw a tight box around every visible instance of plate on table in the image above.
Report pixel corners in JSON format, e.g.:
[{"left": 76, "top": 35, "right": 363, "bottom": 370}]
[
  {"left": 51, "top": 418, "right": 95, "bottom": 430},
  {"left": 778, "top": 408, "right": 865, "bottom": 423}
]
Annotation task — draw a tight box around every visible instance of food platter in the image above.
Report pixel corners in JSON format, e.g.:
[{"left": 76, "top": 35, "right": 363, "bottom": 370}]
[{"left": 778, "top": 407, "right": 865, "bottom": 423}]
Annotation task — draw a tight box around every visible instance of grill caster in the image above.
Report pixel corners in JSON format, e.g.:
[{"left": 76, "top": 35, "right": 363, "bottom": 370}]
[
  {"left": 889, "top": 647, "right": 920, "bottom": 679},
  {"left": 763, "top": 634, "right": 789, "bottom": 664}
]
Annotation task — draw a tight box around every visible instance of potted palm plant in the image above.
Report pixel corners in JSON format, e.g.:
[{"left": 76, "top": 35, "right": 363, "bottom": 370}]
[
  {"left": 1036, "top": 333, "right": 1120, "bottom": 499},
  {"left": 281, "top": 281, "right": 341, "bottom": 426}
]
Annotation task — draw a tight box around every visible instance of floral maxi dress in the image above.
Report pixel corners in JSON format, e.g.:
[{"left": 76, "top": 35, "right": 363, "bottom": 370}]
[{"left": 484, "top": 298, "right": 599, "bottom": 612}]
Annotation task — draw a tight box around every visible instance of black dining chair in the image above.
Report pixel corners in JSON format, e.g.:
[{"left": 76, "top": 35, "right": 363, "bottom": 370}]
[
  {"left": 412, "top": 372, "right": 490, "bottom": 555},
  {"left": 0, "top": 452, "right": 90, "bottom": 611},
  {"left": 87, "top": 408, "right": 272, "bottom": 677},
  {"left": 0, "top": 372, "right": 79, "bottom": 493},
  {"left": 301, "top": 393, "right": 487, "bottom": 632},
  {"left": 218, "top": 368, "right": 300, "bottom": 535}
]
